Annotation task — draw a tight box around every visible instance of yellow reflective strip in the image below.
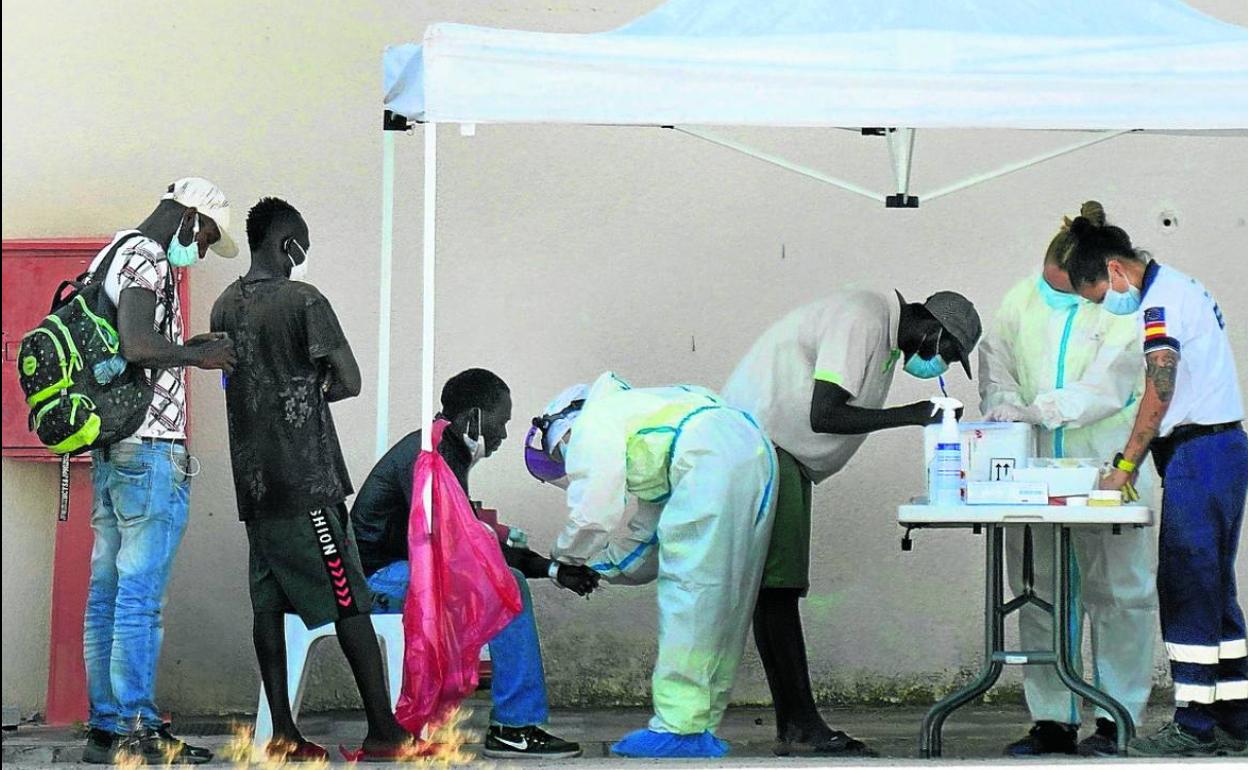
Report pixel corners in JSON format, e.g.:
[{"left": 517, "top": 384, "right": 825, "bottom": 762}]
[{"left": 813, "top": 370, "right": 843, "bottom": 385}]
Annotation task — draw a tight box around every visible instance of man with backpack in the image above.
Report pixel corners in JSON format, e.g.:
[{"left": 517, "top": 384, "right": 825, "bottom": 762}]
[{"left": 80, "top": 178, "right": 237, "bottom": 764}]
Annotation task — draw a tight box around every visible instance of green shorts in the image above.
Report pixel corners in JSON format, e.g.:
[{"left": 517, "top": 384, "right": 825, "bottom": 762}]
[
  {"left": 246, "top": 502, "right": 372, "bottom": 628},
  {"left": 760, "top": 447, "right": 813, "bottom": 595}
]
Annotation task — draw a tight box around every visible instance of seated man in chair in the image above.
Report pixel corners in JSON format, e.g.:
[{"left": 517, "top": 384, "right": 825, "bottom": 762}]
[{"left": 353, "top": 368, "right": 594, "bottom": 760}]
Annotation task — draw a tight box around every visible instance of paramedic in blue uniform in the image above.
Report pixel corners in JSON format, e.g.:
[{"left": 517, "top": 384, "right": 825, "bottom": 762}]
[{"left": 1067, "top": 215, "right": 1247, "bottom": 758}]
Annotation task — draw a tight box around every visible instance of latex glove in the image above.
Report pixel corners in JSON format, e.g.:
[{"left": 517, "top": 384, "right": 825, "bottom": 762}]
[
  {"left": 1098, "top": 467, "right": 1140, "bottom": 502},
  {"left": 553, "top": 563, "right": 601, "bottom": 596},
  {"left": 984, "top": 403, "right": 1042, "bottom": 424},
  {"left": 507, "top": 527, "right": 529, "bottom": 549}
]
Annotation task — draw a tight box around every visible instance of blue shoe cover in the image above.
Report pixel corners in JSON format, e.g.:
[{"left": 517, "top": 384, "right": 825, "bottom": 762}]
[{"left": 611, "top": 729, "right": 729, "bottom": 758}]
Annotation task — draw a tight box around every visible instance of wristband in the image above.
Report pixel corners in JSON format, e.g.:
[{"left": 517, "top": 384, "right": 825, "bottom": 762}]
[
  {"left": 1112, "top": 453, "right": 1137, "bottom": 473},
  {"left": 547, "top": 561, "right": 561, "bottom": 580}
]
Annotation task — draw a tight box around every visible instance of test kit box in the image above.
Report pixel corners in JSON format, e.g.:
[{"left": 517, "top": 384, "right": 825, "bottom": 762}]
[
  {"left": 1013, "top": 466, "right": 1099, "bottom": 497},
  {"left": 923, "top": 421, "right": 1036, "bottom": 483},
  {"left": 966, "top": 481, "right": 1050, "bottom": 505}
]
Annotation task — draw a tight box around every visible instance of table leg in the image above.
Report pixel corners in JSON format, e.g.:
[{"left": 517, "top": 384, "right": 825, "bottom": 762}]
[
  {"left": 1049, "top": 525, "right": 1135, "bottom": 754},
  {"left": 921, "top": 525, "right": 1006, "bottom": 758}
]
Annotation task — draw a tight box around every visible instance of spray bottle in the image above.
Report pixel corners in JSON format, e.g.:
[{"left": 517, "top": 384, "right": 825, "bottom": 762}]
[{"left": 928, "top": 397, "right": 964, "bottom": 506}]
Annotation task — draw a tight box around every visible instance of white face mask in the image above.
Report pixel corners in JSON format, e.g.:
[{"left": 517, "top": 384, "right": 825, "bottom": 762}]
[
  {"left": 287, "top": 239, "right": 309, "bottom": 281},
  {"left": 463, "top": 408, "right": 487, "bottom": 468}
]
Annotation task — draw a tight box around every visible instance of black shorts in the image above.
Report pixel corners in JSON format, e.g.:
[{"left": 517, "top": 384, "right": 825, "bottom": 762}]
[
  {"left": 246, "top": 503, "right": 373, "bottom": 627},
  {"left": 760, "top": 447, "right": 813, "bottom": 595}
]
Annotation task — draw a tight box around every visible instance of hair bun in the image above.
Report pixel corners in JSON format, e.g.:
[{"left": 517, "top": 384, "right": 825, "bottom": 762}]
[
  {"left": 1068, "top": 215, "right": 1096, "bottom": 237},
  {"left": 1080, "top": 200, "right": 1106, "bottom": 227}
]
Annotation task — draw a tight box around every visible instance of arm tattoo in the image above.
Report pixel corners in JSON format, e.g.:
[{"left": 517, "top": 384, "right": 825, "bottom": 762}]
[{"left": 1146, "top": 351, "right": 1179, "bottom": 403}]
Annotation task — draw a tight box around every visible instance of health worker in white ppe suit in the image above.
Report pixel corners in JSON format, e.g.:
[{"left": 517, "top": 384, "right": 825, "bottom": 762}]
[
  {"left": 978, "top": 201, "right": 1157, "bottom": 758},
  {"left": 524, "top": 372, "right": 777, "bottom": 759}
]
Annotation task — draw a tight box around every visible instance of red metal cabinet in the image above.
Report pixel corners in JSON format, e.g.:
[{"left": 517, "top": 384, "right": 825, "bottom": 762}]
[{"left": 2, "top": 237, "right": 190, "bottom": 724}]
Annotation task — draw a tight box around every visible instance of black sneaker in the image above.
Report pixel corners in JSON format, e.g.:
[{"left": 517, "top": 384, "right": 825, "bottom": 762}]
[
  {"left": 1004, "top": 721, "right": 1078, "bottom": 756},
  {"left": 1077, "top": 718, "right": 1120, "bottom": 757},
  {"left": 157, "top": 724, "right": 214, "bottom": 764},
  {"left": 82, "top": 728, "right": 122, "bottom": 764},
  {"left": 118, "top": 726, "right": 213, "bottom": 765},
  {"left": 1213, "top": 726, "right": 1248, "bottom": 757},
  {"left": 1128, "top": 721, "right": 1216, "bottom": 757},
  {"left": 483, "top": 725, "right": 582, "bottom": 759}
]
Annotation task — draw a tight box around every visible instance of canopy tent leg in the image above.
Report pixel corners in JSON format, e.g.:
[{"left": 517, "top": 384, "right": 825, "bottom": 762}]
[
  {"left": 671, "top": 126, "right": 886, "bottom": 205},
  {"left": 376, "top": 130, "right": 396, "bottom": 460},
  {"left": 885, "top": 128, "right": 918, "bottom": 208},
  {"left": 421, "top": 122, "right": 438, "bottom": 533},
  {"left": 919, "top": 130, "right": 1136, "bottom": 204}
]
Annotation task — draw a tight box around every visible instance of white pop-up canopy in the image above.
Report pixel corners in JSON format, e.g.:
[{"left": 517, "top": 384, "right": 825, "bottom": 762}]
[
  {"left": 378, "top": 0, "right": 1248, "bottom": 526},
  {"left": 386, "top": 0, "right": 1248, "bottom": 128}
]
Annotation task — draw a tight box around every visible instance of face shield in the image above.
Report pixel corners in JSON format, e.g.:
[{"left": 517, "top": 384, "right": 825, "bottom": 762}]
[{"left": 524, "top": 399, "right": 584, "bottom": 484}]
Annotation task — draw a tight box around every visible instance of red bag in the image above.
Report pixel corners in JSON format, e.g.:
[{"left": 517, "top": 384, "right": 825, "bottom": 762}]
[{"left": 395, "top": 420, "right": 522, "bottom": 733}]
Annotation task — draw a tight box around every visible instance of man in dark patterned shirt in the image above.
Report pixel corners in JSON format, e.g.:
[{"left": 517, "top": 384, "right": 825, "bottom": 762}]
[{"left": 212, "top": 197, "right": 412, "bottom": 761}]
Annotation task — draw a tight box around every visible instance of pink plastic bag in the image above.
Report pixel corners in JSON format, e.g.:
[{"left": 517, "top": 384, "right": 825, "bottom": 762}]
[{"left": 395, "top": 420, "right": 522, "bottom": 733}]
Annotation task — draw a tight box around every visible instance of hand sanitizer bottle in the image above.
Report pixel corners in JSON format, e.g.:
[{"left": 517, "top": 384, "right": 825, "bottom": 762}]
[{"left": 928, "top": 397, "right": 964, "bottom": 506}]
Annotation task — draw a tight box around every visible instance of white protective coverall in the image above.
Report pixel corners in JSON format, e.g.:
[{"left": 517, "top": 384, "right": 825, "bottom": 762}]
[
  {"left": 551, "top": 372, "right": 777, "bottom": 735},
  {"left": 979, "top": 274, "right": 1158, "bottom": 726}
]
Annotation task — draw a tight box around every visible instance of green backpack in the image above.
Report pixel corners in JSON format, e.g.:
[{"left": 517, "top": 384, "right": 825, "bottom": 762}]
[{"left": 16, "top": 232, "right": 165, "bottom": 454}]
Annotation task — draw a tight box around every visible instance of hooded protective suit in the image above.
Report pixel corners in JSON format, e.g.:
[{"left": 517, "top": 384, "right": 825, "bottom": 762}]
[
  {"left": 979, "top": 274, "right": 1158, "bottom": 727},
  {"left": 548, "top": 373, "right": 777, "bottom": 752}
]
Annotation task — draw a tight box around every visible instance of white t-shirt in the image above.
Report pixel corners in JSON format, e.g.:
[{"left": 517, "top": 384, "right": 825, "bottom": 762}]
[
  {"left": 87, "top": 231, "right": 187, "bottom": 440},
  {"left": 721, "top": 291, "right": 901, "bottom": 483},
  {"left": 1139, "top": 262, "right": 1243, "bottom": 437}
]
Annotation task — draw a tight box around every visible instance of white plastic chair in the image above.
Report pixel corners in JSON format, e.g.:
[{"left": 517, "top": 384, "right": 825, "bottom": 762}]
[{"left": 252, "top": 613, "right": 405, "bottom": 747}]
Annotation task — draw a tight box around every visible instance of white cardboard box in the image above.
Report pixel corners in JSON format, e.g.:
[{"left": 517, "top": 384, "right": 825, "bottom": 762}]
[
  {"left": 966, "top": 481, "right": 1050, "bottom": 505},
  {"left": 923, "top": 422, "right": 1036, "bottom": 483},
  {"left": 1013, "top": 467, "right": 1100, "bottom": 497}
]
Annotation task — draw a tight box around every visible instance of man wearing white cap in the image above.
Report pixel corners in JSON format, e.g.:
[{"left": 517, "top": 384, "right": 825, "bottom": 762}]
[{"left": 81, "top": 178, "right": 237, "bottom": 764}]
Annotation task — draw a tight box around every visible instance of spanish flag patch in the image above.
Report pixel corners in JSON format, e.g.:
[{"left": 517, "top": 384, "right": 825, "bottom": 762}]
[
  {"left": 1143, "top": 306, "right": 1167, "bottom": 340},
  {"left": 1142, "top": 306, "right": 1179, "bottom": 353}
]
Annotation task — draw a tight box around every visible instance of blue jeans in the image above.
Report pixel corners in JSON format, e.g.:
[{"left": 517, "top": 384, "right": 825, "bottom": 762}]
[
  {"left": 83, "top": 442, "right": 191, "bottom": 734},
  {"left": 368, "top": 562, "right": 550, "bottom": 727}
]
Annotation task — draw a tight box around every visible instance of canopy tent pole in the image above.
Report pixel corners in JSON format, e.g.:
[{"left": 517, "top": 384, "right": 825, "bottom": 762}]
[
  {"left": 673, "top": 125, "right": 1138, "bottom": 207},
  {"left": 421, "top": 122, "right": 438, "bottom": 533},
  {"left": 376, "top": 130, "right": 396, "bottom": 460},
  {"left": 673, "top": 126, "right": 887, "bottom": 204},
  {"left": 919, "top": 129, "right": 1135, "bottom": 204},
  {"left": 885, "top": 128, "right": 917, "bottom": 207}
]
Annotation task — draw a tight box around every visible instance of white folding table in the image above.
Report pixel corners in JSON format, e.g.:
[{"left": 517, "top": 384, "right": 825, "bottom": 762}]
[{"left": 897, "top": 501, "right": 1154, "bottom": 758}]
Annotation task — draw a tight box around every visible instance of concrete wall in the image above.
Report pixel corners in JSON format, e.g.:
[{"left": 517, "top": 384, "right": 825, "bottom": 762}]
[{"left": 4, "top": 0, "right": 1247, "bottom": 716}]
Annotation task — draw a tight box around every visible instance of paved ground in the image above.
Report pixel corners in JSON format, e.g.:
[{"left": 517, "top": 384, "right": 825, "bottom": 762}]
[{"left": 0, "top": 699, "right": 1233, "bottom": 767}]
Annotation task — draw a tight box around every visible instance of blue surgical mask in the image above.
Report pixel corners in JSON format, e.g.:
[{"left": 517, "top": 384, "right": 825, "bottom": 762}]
[
  {"left": 1038, "top": 274, "right": 1081, "bottom": 311},
  {"left": 904, "top": 353, "right": 949, "bottom": 380},
  {"left": 1104, "top": 286, "right": 1141, "bottom": 315},
  {"left": 167, "top": 216, "right": 200, "bottom": 267},
  {"left": 904, "top": 328, "right": 952, "bottom": 380},
  {"left": 1103, "top": 266, "right": 1142, "bottom": 316}
]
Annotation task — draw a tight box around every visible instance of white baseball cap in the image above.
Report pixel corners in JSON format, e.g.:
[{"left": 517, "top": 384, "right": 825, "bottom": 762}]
[{"left": 161, "top": 177, "right": 238, "bottom": 257}]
